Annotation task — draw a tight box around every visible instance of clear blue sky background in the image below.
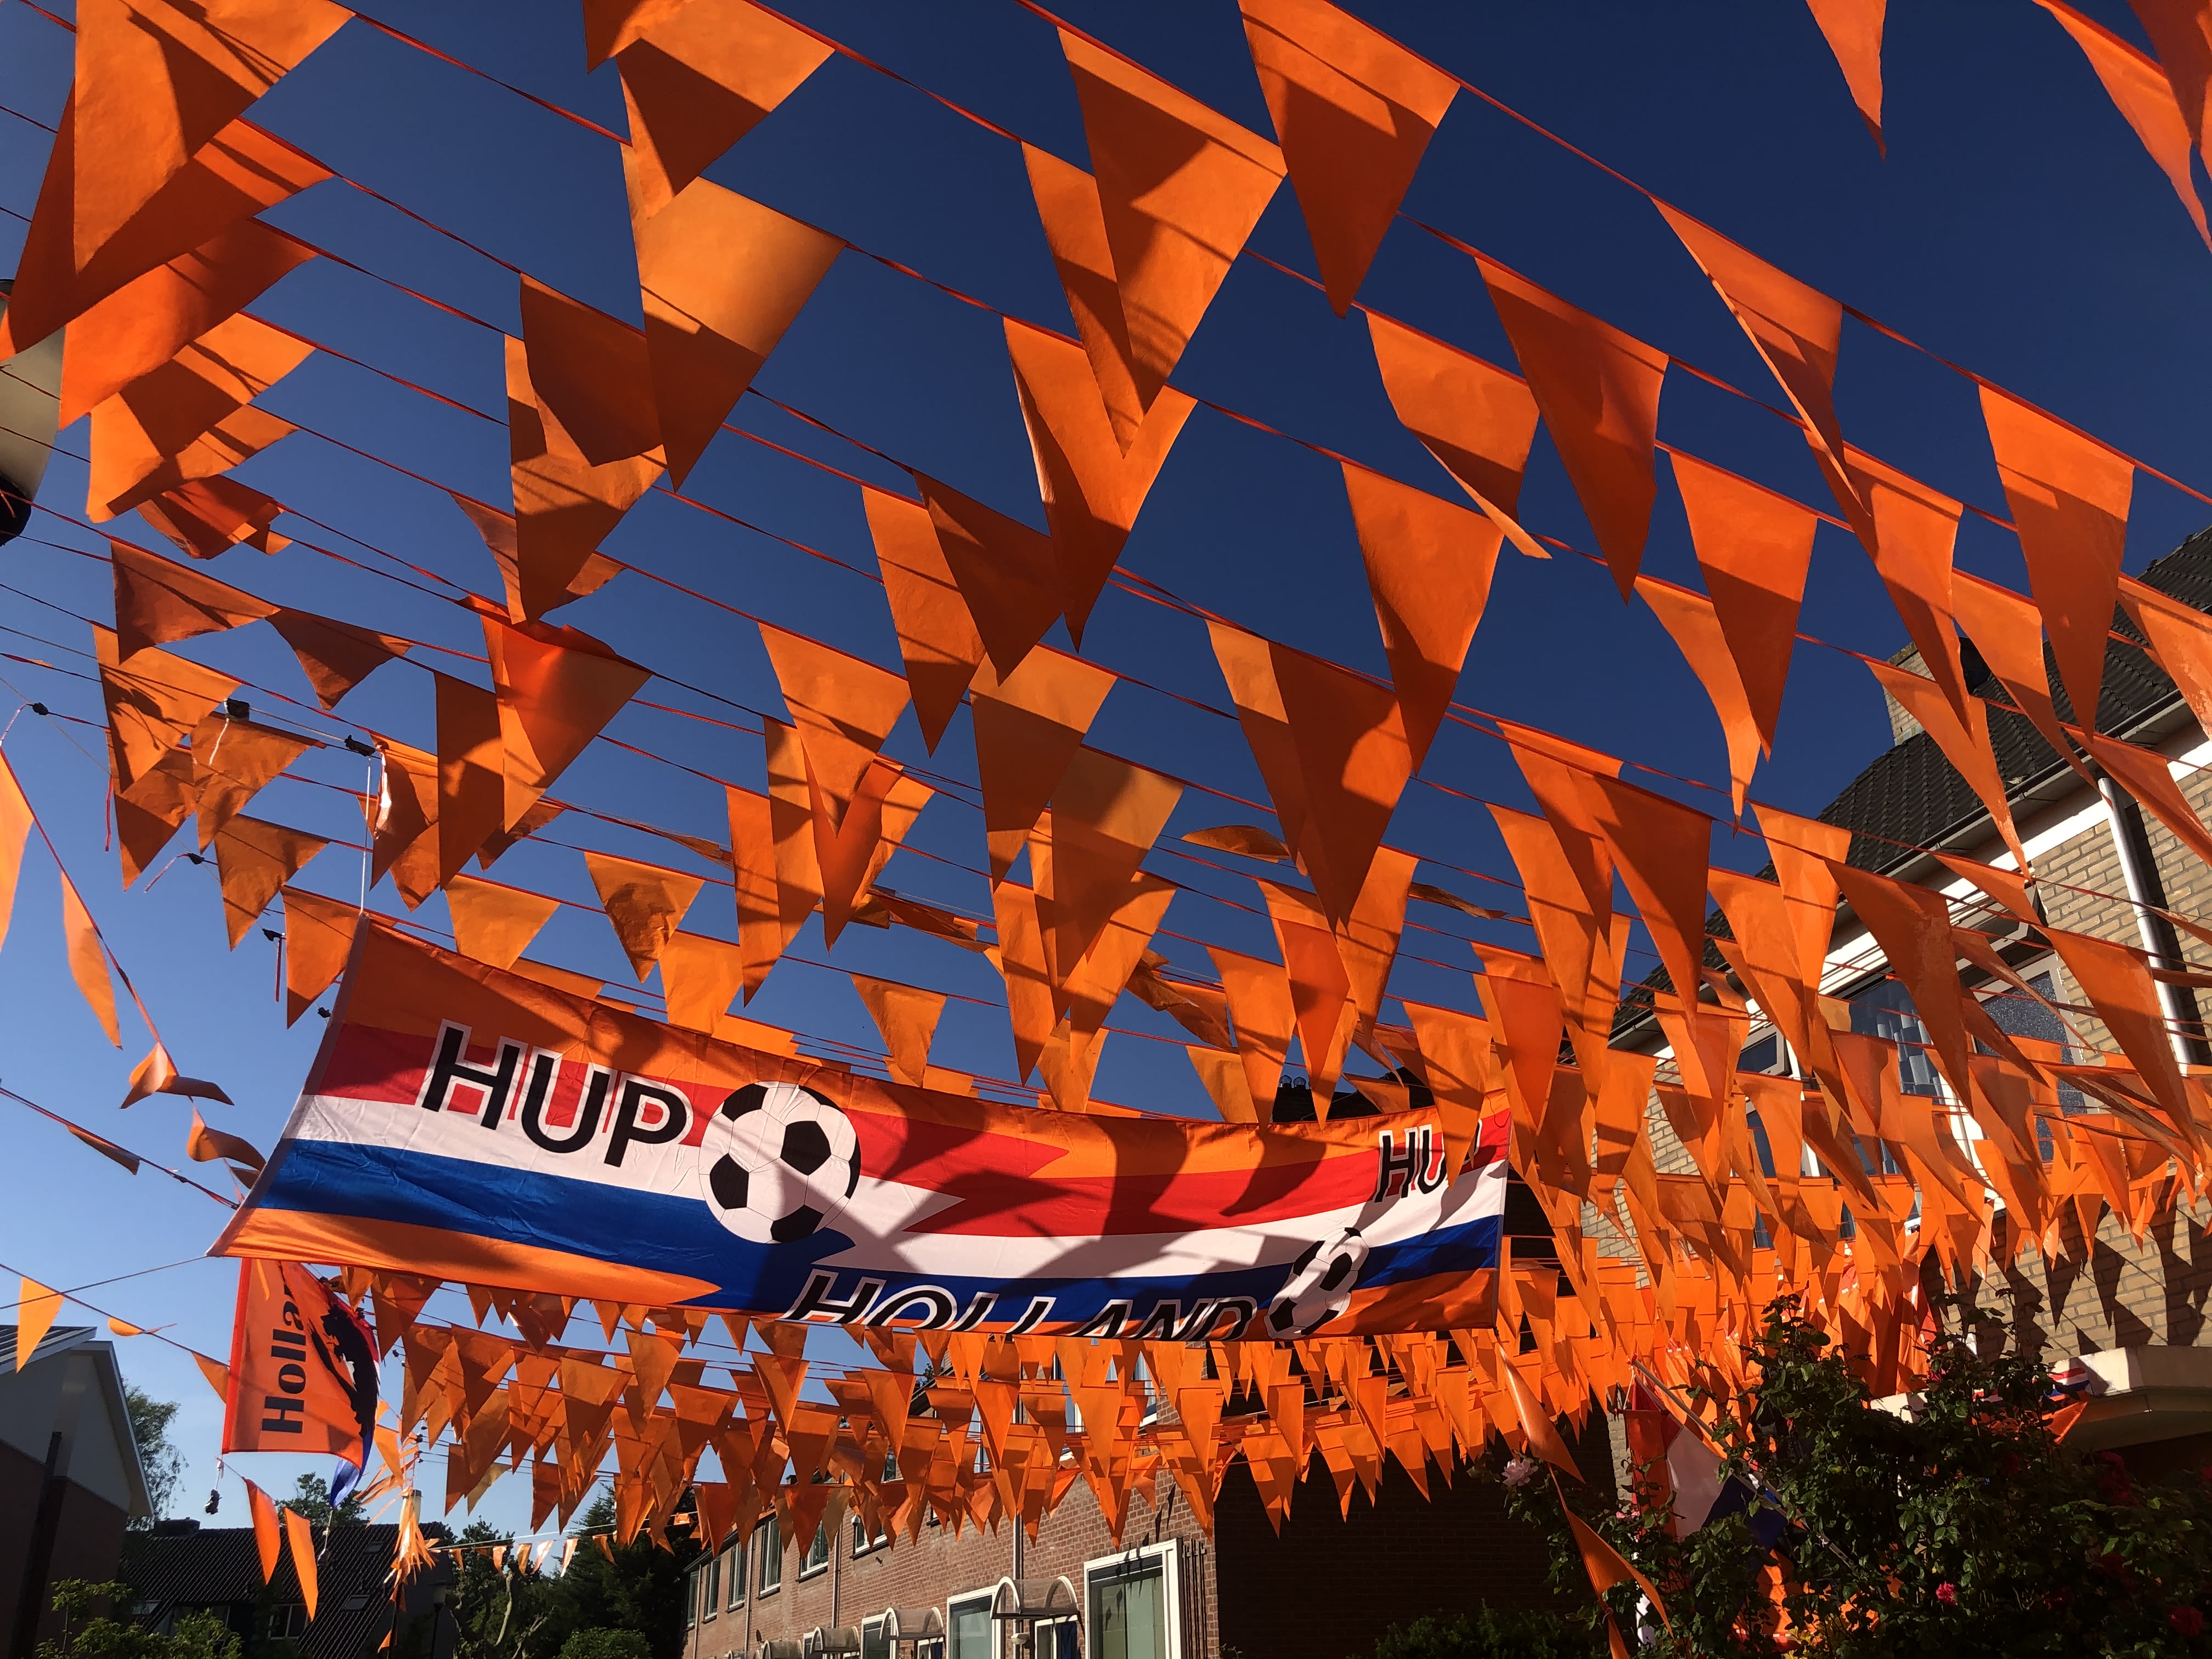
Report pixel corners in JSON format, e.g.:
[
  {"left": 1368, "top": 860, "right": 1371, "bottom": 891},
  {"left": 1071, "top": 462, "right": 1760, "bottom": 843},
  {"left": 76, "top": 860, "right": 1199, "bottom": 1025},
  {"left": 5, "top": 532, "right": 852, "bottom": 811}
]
[{"left": 0, "top": 0, "right": 2206, "bottom": 1539}]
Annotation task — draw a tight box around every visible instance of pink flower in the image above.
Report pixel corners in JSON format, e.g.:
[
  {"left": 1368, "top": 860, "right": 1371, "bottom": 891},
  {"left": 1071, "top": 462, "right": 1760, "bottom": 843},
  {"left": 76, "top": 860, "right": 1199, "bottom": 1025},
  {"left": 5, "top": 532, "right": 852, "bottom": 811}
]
[
  {"left": 1502, "top": 1455, "right": 1537, "bottom": 1488},
  {"left": 1935, "top": 1583, "right": 1957, "bottom": 1607},
  {"left": 2172, "top": 1607, "right": 2204, "bottom": 1638}
]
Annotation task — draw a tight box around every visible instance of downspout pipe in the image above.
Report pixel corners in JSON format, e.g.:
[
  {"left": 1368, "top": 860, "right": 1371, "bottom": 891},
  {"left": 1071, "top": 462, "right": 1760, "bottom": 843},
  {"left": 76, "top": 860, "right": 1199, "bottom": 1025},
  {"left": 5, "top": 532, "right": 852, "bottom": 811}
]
[{"left": 2097, "top": 771, "right": 2212, "bottom": 1066}]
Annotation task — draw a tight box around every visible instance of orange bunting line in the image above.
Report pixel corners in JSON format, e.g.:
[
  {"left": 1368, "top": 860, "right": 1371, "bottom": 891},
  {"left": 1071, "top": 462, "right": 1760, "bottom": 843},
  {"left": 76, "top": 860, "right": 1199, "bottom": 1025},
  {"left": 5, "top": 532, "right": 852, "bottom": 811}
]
[
  {"left": 2037, "top": 0, "right": 2212, "bottom": 250},
  {"left": 1803, "top": 0, "right": 1888, "bottom": 153}
]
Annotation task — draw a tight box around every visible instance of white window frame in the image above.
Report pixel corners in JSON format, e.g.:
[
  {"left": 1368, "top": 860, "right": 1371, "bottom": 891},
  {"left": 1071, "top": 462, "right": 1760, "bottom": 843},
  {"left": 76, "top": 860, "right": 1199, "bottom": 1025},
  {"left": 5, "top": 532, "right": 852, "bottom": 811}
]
[
  {"left": 947, "top": 1590, "right": 996, "bottom": 1659},
  {"left": 862, "top": 1615, "right": 891, "bottom": 1659},
  {"left": 1032, "top": 1615, "right": 1080, "bottom": 1659},
  {"left": 757, "top": 1517, "right": 783, "bottom": 1596},
  {"left": 703, "top": 1548, "right": 721, "bottom": 1621},
  {"left": 800, "top": 1518, "right": 832, "bottom": 1579},
  {"left": 686, "top": 1568, "right": 700, "bottom": 1629},
  {"left": 1081, "top": 1541, "right": 1179, "bottom": 1659},
  {"left": 728, "top": 1539, "right": 748, "bottom": 1611}
]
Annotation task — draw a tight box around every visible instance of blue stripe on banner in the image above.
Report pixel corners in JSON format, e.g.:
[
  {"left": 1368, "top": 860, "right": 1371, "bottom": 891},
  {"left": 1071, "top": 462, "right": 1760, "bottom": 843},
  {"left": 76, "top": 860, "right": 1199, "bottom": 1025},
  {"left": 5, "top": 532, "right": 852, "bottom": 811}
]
[{"left": 261, "top": 1138, "right": 1500, "bottom": 1331}]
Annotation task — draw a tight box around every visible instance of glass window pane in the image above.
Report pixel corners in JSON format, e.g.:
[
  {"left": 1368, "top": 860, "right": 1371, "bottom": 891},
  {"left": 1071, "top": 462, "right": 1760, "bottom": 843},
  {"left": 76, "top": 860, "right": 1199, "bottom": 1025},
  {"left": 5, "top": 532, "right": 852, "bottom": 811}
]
[
  {"left": 759, "top": 1517, "right": 782, "bottom": 1590},
  {"left": 730, "top": 1543, "right": 747, "bottom": 1609},
  {"left": 1090, "top": 1564, "right": 1164, "bottom": 1659},
  {"left": 864, "top": 1622, "right": 891, "bottom": 1659},
  {"left": 951, "top": 1599, "right": 992, "bottom": 1659}
]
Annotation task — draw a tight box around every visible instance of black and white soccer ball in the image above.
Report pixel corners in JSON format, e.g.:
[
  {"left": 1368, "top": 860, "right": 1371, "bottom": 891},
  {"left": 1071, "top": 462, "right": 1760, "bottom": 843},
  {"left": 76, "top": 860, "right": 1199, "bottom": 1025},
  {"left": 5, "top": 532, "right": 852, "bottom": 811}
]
[
  {"left": 1266, "top": 1227, "right": 1368, "bottom": 1336},
  {"left": 698, "top": 1081, "right": 861, "bottom": 1244}
]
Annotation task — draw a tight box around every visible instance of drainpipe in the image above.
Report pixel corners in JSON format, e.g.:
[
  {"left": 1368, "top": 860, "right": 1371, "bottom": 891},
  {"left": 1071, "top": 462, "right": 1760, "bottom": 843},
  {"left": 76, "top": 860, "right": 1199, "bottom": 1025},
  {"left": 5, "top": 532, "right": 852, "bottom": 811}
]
[{"left": 2097, "top": 771, "right": 2212, "bottom": 1066}]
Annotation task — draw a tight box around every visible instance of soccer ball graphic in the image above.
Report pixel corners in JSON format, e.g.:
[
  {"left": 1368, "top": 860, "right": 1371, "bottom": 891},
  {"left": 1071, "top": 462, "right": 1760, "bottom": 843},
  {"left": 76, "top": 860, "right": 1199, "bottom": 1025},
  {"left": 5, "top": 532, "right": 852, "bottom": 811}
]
[
  {"left": 1266, "top": 1227, "right": 1368, "bottom": 1336},
  {"left": 699, "top": 1081, "right": 861, "bottom": 1244}
]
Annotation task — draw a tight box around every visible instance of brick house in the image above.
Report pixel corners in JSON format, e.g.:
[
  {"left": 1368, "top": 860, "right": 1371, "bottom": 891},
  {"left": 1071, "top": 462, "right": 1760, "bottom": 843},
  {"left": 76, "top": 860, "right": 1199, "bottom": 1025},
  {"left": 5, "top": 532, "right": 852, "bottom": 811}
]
[
  {"left": 679, "top": 1412, "right": 1613, "bottom": 1659},
  {"left": 1617, "top": 522, "right": 2212, "bottom": 1467},
  {"left": 1, "top": 1325, "right": 151, "bottom": 1652}
]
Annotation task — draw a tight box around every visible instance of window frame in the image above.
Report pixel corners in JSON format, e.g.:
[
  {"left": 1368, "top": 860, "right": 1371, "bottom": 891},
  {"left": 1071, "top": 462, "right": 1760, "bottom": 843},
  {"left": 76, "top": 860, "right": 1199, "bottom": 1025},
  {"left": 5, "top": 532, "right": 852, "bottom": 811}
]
[
  {"left": 728, "top": 1538, "right": 748, "bottom": 1611},
  {"left": 1081, "top": 1541, "right": 1180, "bottom": 1659},
  {"left": 703, "top": 1547, "right": 722, "bottom": 1620},
  {"left": 800, "top": 1517, "right": 832, "bottom": 1578},
  {"left": 947, "top": 1590, "right": 996, "bottom": 1659},
  {"left": 757, "top": 1514, "right": 783, "bottom": 1595},
  {"left": 863, "top": 1615, "right": 891, "bottom": 1659},
  {"left": 687, "top": 1566, "right": 700, "bottom": 1629}
]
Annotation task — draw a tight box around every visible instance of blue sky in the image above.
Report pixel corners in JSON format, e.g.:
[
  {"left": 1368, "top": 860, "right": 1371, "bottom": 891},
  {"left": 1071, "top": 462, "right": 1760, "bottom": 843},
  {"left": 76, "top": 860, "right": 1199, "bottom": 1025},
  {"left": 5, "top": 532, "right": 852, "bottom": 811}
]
[{"left": 1, "top": 0, "right": 2207, "bottom": 1538}]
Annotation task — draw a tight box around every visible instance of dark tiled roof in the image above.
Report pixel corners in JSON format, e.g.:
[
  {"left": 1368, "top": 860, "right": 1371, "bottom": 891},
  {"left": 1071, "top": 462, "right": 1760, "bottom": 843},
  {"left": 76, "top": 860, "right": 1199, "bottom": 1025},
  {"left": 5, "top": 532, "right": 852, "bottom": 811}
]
[
  {"left": 1610, "top": 525, "right": 2212, "bottom": 1041},
  {"left": 120, "top": 1521, "right": 430, "bottom": 1658}
]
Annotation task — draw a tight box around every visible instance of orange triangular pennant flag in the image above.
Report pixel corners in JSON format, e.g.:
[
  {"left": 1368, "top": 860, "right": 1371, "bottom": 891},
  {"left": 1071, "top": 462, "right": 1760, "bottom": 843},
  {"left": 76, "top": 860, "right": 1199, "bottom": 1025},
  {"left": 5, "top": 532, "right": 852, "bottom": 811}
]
[
  {"left": 137, "top": 476, "right": 289, "bottom": 560},
  {"left": 1187, "top": 1043, "right": 1259, "bottom": 1121},
  {"left": 1024, "top": 145, "right": 1148, "bottom": 453},
  {"left": 1003, "top": 318, "right": 1195, "bottom": 645},
  {"left": 1058, "top": 30, "right": 1285, "bottom": 417},
  {"left": 482, "top": 611, "right": 651, "bottom": 830},
  {"left": 280, "top": 885, "right": 357, "bottom": 1026},
  {"left": 917, "top": 473, "right": 1065, "bottom": 681},
  {"left": 971, "top": 649, "right": 1117, "bottom": 885},
  {"left": 1634, "top": 577, "right": 1761, "bottom": 817},
  {"left": 593, "top": 0, "right": 833, "bottom": 217},
  {"left": 212, "top": 817, "right": 329, "bottom": 951},
  {"left": 436, "top": 674, "right": 507, "bottom": 888},
  {"left": 246, "top": 1480, "right": 281, "bottom": 1583},
  {"left": 757, "top": 625, "right": 910, "bottom": 832},
  {"left": 446, "top": 873, "right": 560, "bottom": 970},
  {"left": 1364, "top": 312, "right": 1545, "bottom": 560},
  {"left": 263, "top": 611, "right": 407, "bottom": 712},
  {"left": 283, "top": 1505, "right": 319, "bottom": 1621},
  {"left": 1038, "top": 748, "right": 1182, "bottom": 993},
  {"left": 96, "top": 627, "right": 239, "bottom": 799},
  {"left": 192, "top": 713, "right": 314, "bottom": 847},
  {"left": 726, "top": 783, "right": 789, "bottom": 1000},
  {"left": 0, "top": 748, "right": 37, "bottom": 950},
  {"left": 853, "top": 974, "right": 947, "bottom": 1086},
  {"left": 114, "top": 749, "right": 198, "bottom": 890},
  {"left": 583, "top": 852, "right": 706, "bottom": 980},
  {"left": 1669, "top": 452, "right": 1816, "bottom": 754},
  {"left": 13, "top": 1277, "right": 62, "bottom": 1372},
  {"left": 1979, "top": 385, "right": 2132, "bottom": 731},
  {"left": 1842, "top": 447, "right": 1973, "bottom": 720},
  {"left": 1257, "top": 879, "right": 1356, "bottom": 1108},
  {"left": 1804, "top": 0, "right": 1887, "bottom": 150},
  {"left": 1238, "top": 0, "right": 1457, "bottom": 314},
  {"left": 518, "top": 276, "right": 662, "bottom": 467},
  {"left": 634, "top": 178, "right": 841, "bottom": 484},
  {"left": 1951, "top": 573, "right": 2087, "bottom": 778},
  {"left": 991, "top": 878, "right": 1058, "bottom": 1085},
  {"left": 122, "top": 1043, "right": 231, "bottom": 1110},
  {"left": 2038, "top": 0, "right": 2211, "bottom": 249},
  {"left": 659, "top": 930, "right": 749, "bottom": 1032},
  {"left": 58, "top": 866, "right": 123, "bottom": 1047},
  {"left": 109, "top": 538, "right": 275, "bottom": 661},
  {"left": 1341, "top": 461, "right": 1502, "bottom": 770},
  {"left": 1211, "top": 944, "right": 1296, "bottom": 1117},
  {"left": 1477, "top": 257, "right": 1667, "bottom": 597},
  {"left": 867, "top": 486, "right": 986, "bottom": 753},
  {"left": 1866, "top": 657, "right": 2029, "bottom": 873}
]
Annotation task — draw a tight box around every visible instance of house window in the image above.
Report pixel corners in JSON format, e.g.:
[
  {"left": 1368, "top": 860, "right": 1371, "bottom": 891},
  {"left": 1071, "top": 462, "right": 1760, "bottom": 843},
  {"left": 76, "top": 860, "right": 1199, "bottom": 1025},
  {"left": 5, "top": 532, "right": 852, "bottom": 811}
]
[
  {"left": 851, "top": 1512, "right": 888, "bottom": 1555},
  {"left": 916, "top": 1641, "right": 945, "bottom": 1659},
  {"left": 728, "top": 1541, "right": 748, "bottom": 1610},
  {"left": 1850, "top": 980, "right": 1940, "bottom": 1096},
  {"left": 1978, "top": 964, "right": 2085, "bottom": 1116},
  {"left": 949, "top": 1593, "right": 993, "bottom": 1659},
  {"left": 758, "top": 1516, "right": 782, "bottom": 1594},
  {"left": 703, "top": 1549, "right": 721, "bottom": 1619},
  {"left": 1034, "top": 1617, "right": 1080, "bottom": 1659},
  {"left": 266, "top": 1604, "right": 309, "bottom": 1640},
  {"left": 1086, "top": 1546, "right": 1177, "bottom": 1659},
  {"left": 687, "top": 1568, "right": 699, "bottom": 1629},
  {"left": 863, "top": 1617, "right": 891, "bottom": 1659},
  {"left": 802, "top": 1520, "right": 831, "bottom": 1577}
]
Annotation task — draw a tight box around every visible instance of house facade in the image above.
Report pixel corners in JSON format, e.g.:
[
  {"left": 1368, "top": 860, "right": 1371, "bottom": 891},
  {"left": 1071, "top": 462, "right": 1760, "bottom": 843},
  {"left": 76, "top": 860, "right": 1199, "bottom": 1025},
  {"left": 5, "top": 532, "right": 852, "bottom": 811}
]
[
  {"left": 1620, "top": 523, "right": 2212, "bottom": 1468},
  {"left": 1, "top": 1324, "right": 150, "bottom": 1652}
]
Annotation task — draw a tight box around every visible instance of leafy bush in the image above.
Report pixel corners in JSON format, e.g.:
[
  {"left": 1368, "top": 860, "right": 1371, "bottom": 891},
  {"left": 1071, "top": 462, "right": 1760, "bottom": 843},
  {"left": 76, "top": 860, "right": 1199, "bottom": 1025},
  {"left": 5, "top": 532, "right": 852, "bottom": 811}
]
[
  {"left": 1366, "top": 1606, "right": 1604, "bottom": 1659},
  {"left": 557, "top": 1632, "right": 652, "bottom": 1659},
  {"left": 35, "top": 1580, "right": 238, "bottom": 1659}
]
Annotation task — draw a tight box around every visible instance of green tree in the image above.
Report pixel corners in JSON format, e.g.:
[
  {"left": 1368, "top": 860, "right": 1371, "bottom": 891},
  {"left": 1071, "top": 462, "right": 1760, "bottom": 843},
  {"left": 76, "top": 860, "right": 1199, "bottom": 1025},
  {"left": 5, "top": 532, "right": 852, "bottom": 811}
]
[
  {"left": 34, "top": 1580, "right": 237, "bottom": 1659},
  {"left": 285, "top": 1472, "right": 365, "bottom": 1530},
  {"left": 444, "top": 1519, "right": 556, "bottom": 1659},
  {"left": 122, "top": 1389, "right": 181, "bottom": 1529},
  {"left": 1364, "top": 1607, "right": 1602, "bottom": 1659},
  {"left": 556, "top": 1632, "right": 651, "bottom": 1659},
  {"left": 534, "top": 1492, "right": 700, "bottom": 1659},
  {"left": 1519, "top": 1297, "right": 2212, "bottom": 1657}
]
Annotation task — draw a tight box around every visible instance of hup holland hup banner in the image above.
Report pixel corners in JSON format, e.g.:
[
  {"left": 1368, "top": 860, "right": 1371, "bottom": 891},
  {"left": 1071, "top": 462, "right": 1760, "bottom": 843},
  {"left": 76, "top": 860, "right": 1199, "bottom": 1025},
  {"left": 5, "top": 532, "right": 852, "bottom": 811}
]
[{"left": 217, "top": 917, "right": 1504, "bottom": 1338}]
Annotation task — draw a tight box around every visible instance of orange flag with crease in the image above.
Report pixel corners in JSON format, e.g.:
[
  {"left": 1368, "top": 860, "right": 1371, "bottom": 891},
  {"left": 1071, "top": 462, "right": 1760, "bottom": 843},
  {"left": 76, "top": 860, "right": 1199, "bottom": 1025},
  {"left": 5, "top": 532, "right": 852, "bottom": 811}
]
[
  {"left": 1635, "top": 577, "right": 1761, "bottom": 817},
  {"left": 519, "top": 276, "right": 663, "bottom": 469},
  {"left": 659, "top": 931, "right": 749, "bottom": 1032},
  {"left": 1804, "top": 0, "right": 1888, "bottom": 152},
  {"left": 852, "top": 974, "right": 947, "bottom": 1086},
  {"left": 917, "top": 474, "right": 1065, "bottom": 681},
  {"left": 1865, "top": 657, "right": 2029, "bottom": 873},
  {"left": 481, "top": 611, "right": 650, "bottom": 830},
  {"left": 0, "top": 106, "right": 330, "bottom": 362},
  {"left": 1952, "top": 573, "right": 2087, "bottom": 778},
  {"left": 445, "top": 873, "right": 558, "bottom": 970},
  {"left": 1257, "top": 879, "right": 1356, "bottom": 1109},
  {"left": 1210, "top": 944, "right": 1297, "bottom": 1116},
  {"left": 991, "top": 878, "right": 1058, "bottom": 1084},
  {"left": 87, "top": 312, "right": 313, "bottom": 518},
  {"left": 590, "top": 0, "right": 834, "bottom": 221},
  {"left": 1210, "top": 624, "right": 1413, "bottom": 933},
  {"left": 1582, "top": 774, "right": 1715, "bottom": 1039},
  {"left": 2038, "top": 0, "right": 2212, "bottom": 250},
  {"left": 1003, "top": 318, "right": 1194, "bottom": 645},
  {"left": 60, "top": 220, "right": 318, "bottom": 424},
  {"left": 1238, "top": 0, "right": 1457, "bottom": 315},
  {"left": 213, "top": 817, "right": 329, "bottom": 951},
  {"left": 583, "top": 853, "right": 705, "bottom": 980},
  {"left": 1669, "top": 453, "right": 1816, "bottom": 758},
  {"left": 280, "top": 885, "right": 357, "bottom": 1027},
  {"left": 758, "top": 625, "right": 911, "bottom": 833},
  {"left": 726, "top": 783, "right": 787, "bottom": 999},
  {"left": 1038, "top": 748, "right": 1181, "bottom": 994},
  {"left": 1488, "top": 804, "right": 1620, "bottom": 1081},
  {"left": 138, "top": 476, "right": 290, "bottom": 560},
  {"left": 868, "top": 487, "right": 986, "bottom": 752},
  {"left": 2120, "top": 573, "right": 2212, "bottom": 742},
  {"left": 1335, "top": 845, "right": 1418, "bottom": 1040},
  {"left": 1024, "top": 146, "right": 1147, "bottom": 454},
  {"left": 1342, "top": 462, "right": 1503, "bottom": 771},
  {"left": 970, "top": 649, "right": 1116, "bottom": 885},
  {"left": 435, "top": 674, "right": 506, "bottom": 888},
  {"left": 192, "top": 713, "right": 314, "bottom": 847},
  {"left": 59, "top": 859, "right": 122, "bottom": 1047},
  {"left": 761, "top": 718, "right": 826, "bottom": 966},
  {"left": 109, "top": 539, "right": 275, "bottom": 661},
  {"left": 1980, "top": 386, "right": 2133, "bottom": 731},
  {"left": 1843, "top": 447, "right": 1973, "bottom": 719},
  {"left": 1364, "top": 312, "right": 1545, "bottom": 560},
  {"left": 505, "top": 336, "right": 663, "bottom": 623},
  {"left": 1657, "top": 207, "right": 1858, "bottom": 532},
  {"left": 0, "top": 756, "right": 33, "bottom": 953},
  {"left": 65, "top": 0, "right": 346, "bottom": 280},
  {"left": 634, "top": 179, "right": 841, "bottom": 486},
  {"left": 1063, "top": 875, "right": 1177, "bottom": 1049},
  {"left": 1477, "top": 257, "right": 1667, "bottom": 596},
  {"left": 268, "top": 611, "right": 409, "bottom": 710},
  {"left": 1057, "top": 30, "right": 1285, "bottom": 419}
]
